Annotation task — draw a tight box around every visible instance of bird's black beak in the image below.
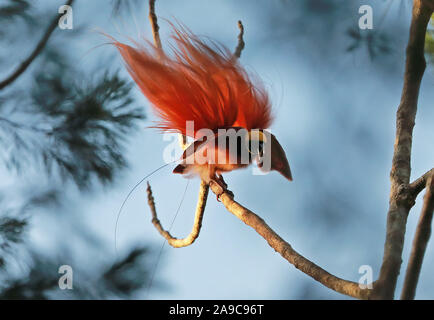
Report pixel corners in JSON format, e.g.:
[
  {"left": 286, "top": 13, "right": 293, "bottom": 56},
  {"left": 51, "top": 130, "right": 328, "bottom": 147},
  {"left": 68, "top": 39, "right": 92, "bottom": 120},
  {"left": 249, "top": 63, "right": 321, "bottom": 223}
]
[{"left": 257, "top": 132, "right": 292, "bottom": 181}]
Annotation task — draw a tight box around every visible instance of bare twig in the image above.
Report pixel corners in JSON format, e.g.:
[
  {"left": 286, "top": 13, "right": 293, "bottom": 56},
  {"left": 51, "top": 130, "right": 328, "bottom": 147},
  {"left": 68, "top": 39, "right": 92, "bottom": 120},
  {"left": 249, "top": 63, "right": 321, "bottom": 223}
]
[
  {"left": 408, "top": 168, "right": 434, "bottom": 198},
  {"left": 147, "top": 181, "right": 209, "bottom": 248},
  {"left": 373, "top": 0, "right": 433, "bottom": 299},
  {"left": 208, "top": 183, "right": 373, "bottom": 299},
  {"left": 149, "top": 0, "right": 162, "bottom": 51},
  {"left": 401, "top": 172, "right": 434, "bottom": 299},
  {"left": 0, "top": 0, "right": 75, "bottom": 91},
  {"left": 233, "top": 20, "right": 245, "bottom": 58}
]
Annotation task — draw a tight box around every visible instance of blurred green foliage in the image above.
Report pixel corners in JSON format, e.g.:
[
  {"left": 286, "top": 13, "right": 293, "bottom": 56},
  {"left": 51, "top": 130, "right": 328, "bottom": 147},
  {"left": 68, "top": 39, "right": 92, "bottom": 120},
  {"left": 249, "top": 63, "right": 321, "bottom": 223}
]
[
  {"left": 0, "top": 247, "right": 152, "bottom": 299},
  {"left": 0, "top": 0, "right": 156, "bottom": 299}
]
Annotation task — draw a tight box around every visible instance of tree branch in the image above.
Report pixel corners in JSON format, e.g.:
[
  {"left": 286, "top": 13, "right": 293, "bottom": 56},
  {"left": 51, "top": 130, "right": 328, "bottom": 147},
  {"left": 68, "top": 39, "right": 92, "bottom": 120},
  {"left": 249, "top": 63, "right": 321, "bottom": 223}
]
[
  {"left": 401, "top": 172, "right": 434, "bottom": 299},
  {"left": 408, "top": 168, "right": 434, "bottom": 198},
  {"left": 422, "top": 0, "right": 434, "bottom": 11},
  {"left": 373, "top": 0, "right": 433, "bottom": 299},
  {"left": 0, "top": 0, "right": 75, "bottom": 91},
  {"left": 148, "top": 0, "right": 162, "bottom": 52},
  {"left": 147, "top": 181, "right": 209, "bottom": 248},
  {"left": 208, "top": 183, "right": 373, "bottom": 299},
  {"left": 234, "top": 20, "right": 245, "bottom": 58}
]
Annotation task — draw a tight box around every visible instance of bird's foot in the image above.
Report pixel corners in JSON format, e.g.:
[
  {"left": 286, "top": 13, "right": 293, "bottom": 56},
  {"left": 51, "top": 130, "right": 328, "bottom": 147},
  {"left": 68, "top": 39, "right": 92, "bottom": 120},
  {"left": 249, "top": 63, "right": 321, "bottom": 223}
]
[
  {"left": 209, "top": 178, "right": 234, "bottom": 201},
  {"left": 216, "top": 173, "right": 228, "bottom": 189}
]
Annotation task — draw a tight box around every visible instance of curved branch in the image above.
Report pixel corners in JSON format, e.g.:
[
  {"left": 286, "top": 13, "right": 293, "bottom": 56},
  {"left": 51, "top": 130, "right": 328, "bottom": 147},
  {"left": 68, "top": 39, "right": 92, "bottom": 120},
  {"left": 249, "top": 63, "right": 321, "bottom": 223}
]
[
  {"left": 373, "top": 0, "right": 433, "bottom": 299},
  {"left": 0, "top": 0, "right": 75, "bottom": 91},
  {"left": 147, "top": 181, "right": 209, "bottom": 248},
  {"left": 208, "top": 183, "right": 373, "bottom": 299},
  {"left": 401, "top": 171, "right": 434, "bottom": 299},
  {"left": 234, "top": 20, "right": 245, "bottom": 58}
]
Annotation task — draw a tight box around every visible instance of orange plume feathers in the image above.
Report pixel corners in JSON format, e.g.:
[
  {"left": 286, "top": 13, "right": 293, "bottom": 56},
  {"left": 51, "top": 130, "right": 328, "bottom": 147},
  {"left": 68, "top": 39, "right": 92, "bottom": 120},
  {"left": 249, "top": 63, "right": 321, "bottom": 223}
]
[{"left": 113, "top": 25, "right": 273, "bottom": 136}]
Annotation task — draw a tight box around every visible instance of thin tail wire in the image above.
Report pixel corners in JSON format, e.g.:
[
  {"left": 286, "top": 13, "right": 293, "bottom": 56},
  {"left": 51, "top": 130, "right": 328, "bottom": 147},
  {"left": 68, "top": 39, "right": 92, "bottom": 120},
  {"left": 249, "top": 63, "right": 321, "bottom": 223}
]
[
  {"left": 146, "top": 178, "right": 191, "bottom": 299},
  {"left": 114, "top": 159, "right": 180, "bottom": 256}
]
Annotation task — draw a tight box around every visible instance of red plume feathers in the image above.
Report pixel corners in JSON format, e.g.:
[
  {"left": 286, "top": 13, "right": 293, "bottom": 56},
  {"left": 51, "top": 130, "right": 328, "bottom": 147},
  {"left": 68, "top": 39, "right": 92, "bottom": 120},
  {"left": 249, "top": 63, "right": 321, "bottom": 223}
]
[{"left": 113, "top": 25, "right": 273, "bottom": 136}]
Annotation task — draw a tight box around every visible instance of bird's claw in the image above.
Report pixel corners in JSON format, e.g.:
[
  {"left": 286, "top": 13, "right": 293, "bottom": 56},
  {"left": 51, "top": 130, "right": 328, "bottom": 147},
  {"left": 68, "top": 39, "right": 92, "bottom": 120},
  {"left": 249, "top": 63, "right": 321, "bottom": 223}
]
[
  {"left": 216, "top": 174, "right": 228, "bottom": 189},
  {"left": 209, "top": 179, "right": 234, "bottom": 202},
  {"left": 225, "top": 189, "right": 234, "bottom": 199},
  {"left": 209, "top": 180, "right": 224, "bottom": 201}
]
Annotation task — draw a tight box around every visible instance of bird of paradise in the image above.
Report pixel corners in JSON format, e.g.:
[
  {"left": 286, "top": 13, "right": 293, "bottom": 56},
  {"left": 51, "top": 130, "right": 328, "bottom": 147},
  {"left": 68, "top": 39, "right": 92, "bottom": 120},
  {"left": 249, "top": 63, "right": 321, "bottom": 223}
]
[{"left": 112, "top": 24, "right": 292, "bottom": 195}]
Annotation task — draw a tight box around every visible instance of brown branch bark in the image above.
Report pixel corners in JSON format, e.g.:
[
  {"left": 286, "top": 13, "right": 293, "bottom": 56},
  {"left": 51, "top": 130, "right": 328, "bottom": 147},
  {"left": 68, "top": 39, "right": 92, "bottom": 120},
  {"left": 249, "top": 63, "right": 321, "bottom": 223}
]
[
  {"left": 234, "top": 20, "right": 245, "bottom": 58},
  {"left": 148, "top": 0, "right": 162, "bottom": 51},
  {"left": 422, "top": 0, "right": 434, "bottom": 11},
  {"left": 372, "top": 0, "right": 433, "bottom": 299},
  {"left": 408, "top": 168, "right": 434, "bottom": 199},
  {"left": 147, "top": 181, "right": 209, "bottom": 248},
  {"left": 208, "top": 183, "right": 373, "bottom": 299},
  {"left": 401, "top": 172, "right": 434, "bottom": 299},
  {"left": 0, "top": 0, "right": 75, "bottom": 91}
]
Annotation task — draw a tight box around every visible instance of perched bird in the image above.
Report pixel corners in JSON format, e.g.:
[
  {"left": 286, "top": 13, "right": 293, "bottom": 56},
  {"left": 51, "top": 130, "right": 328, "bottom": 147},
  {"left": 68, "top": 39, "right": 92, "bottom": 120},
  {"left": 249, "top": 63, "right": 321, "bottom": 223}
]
[{"left": 113, "top": 25, "right": 292, "bottom": 195}]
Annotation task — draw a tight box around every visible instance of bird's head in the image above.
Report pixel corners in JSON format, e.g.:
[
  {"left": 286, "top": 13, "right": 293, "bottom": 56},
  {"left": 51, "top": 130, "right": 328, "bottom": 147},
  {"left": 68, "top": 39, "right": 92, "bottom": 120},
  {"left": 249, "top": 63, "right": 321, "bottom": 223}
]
[{"left": 245, "top": 129, "right": 292, "bottom": 181}]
